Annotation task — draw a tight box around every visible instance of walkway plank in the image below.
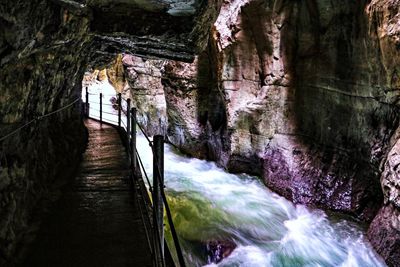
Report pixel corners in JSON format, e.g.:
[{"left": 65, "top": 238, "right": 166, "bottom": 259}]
[{"left": 23, "top": 119, "right": 152, "bottom": 267}]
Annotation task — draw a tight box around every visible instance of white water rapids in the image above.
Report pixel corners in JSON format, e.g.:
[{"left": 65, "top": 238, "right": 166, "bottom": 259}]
[
  {"left": 82, "top": 83, "right": 386, "bottom": 267},
  {"left": 136, "top": 134, "right": 386, "bottom": 267}
]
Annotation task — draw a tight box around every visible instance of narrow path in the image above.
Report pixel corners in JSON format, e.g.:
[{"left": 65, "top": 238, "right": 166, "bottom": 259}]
[{"left": 23, "top": 119, "right": 152, "bottom": 266}]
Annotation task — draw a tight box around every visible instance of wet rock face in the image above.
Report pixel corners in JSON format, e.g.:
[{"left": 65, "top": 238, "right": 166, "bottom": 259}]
[
  {"left": 368, "top": 205, "right": 400, "bottom": 267},
  {"left": 162, "top": 54, "right": 227, "bottom": 160},
  {"left": 0, "top": 1, "right": 89, "bottom": 263},
  {"left": 121, "top": 56, "right": 168, "bottom": 136},
  {"left": 119, "top": 0, "right": 400, "bottom": 263},
  {"left": 153, "top": 0, "right": 398, "bottom": 218},
  {"left": 6, "top": 0, "right": 392, "bottom": 263},
  {"left": 216, "top": 0, "right": 399, "bottom": 261},
  {"left": 206, "top": 240, "right": 237, "bottom": 264},
  {"left": 214, "top": 0, "right": 396, "bottom": 219},
  {"left": 364, "top": 1, "right": 400, "bottom": 263},
  {"left": 88, "top": 0, "right": 223, "bottom": 62},
  {"left": 368, "top": 125, "right": 400, "bottom": 266},
  {"left": 0, "top": 0, "right": 221, "bottom": 264}
]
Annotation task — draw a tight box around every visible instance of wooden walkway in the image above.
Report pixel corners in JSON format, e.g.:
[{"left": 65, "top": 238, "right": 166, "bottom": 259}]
[{"left": 23, "top": 119, "right": 152, "bottom": 266}]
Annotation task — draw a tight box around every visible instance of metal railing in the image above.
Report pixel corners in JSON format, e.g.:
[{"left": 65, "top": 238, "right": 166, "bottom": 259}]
[
  {"left": 0, "top": 98, "right": 81, "bottom": 142},
  {"left": 83, "top": 87, "right": 186, "bottom": 267}
]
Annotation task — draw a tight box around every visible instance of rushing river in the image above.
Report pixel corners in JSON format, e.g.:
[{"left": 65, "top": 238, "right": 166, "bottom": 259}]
[
  {"left": 135, "top": 134, "right": 386, "bottom": 267},
  {"left": 82, "top": 82, "right": 385, "bottom": 266}
]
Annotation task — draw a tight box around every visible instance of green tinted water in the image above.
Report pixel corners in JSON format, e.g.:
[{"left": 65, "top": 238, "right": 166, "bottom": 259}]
[{"left": 137, "top": 135, "right": 386, "bottom": 267}]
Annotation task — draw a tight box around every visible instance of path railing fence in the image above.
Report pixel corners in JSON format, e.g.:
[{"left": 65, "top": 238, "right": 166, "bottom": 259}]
[{"left": 83, "top": 87, "right": 186, "bottom": 267}]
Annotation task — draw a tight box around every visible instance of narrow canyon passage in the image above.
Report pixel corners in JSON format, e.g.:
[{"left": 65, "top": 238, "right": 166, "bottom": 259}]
[
  {"left": 1, "top": 0, "right": 399, "bottom": 266},
  {"left": 80, "top": 71, "right": 390, "bottom": 266},
  {"left": 22, "top": 120, "right": 152, "bottom": 267}
]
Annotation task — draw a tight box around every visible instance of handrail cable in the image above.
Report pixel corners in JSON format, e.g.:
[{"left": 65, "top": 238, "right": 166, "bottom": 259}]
[
  {"left": 89, "top": 107, "right": 101, "bottom": 112},
  {"left": 136, "top": 121, "right": 153, "bottom": 148},
  {"left": 133, "top": 167, "right": 159, "bottom": 266},
  {"left": 118, "top": 97, "right": 166, "bottom": 266},
  {"left": 152, "top": 207, "right": 167, "bottom": 267},
  {"left": 90, "top": 101, "right": 114, "bottom": 107},
  {"left": 132, "top": 174, "right": 154, "bottom": 258},
  {"left": 102, "top": 118, "right": 118, "bottom": 124},
  {"left": 0, "top": 98, "right": 80, "bottom": 142},
  {"left": 121, "top": 119, "right": 127, "bottom": 128},
  {"left": 0, "top": 120, "right": 36, "bottom": 142},
  {"left": 84, "top": 93, "right": 185, "bottom": 266},
  {"left": 102, "top": 110, "right": 118, "bottom": 116},
  {"left": 102, "top": 102, "right": 115, "bottom": 107},
  {"left": 129, "top": 104, "right": 185, "bottom": 266},
  {"left": 136, "top": 147, "right": 153, "bottom": 192},
  {"left": 153, "top": 154, "right": 186, "bottom": 267}
]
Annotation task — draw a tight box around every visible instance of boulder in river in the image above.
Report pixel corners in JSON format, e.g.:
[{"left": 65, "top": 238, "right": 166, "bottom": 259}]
[{"left": 206, "top": 240, "right": 237, "bottom": 264}]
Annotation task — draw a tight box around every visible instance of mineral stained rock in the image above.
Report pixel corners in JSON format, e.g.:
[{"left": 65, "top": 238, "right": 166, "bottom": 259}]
[
  {"left": 1, "top": 0, "right": 399, "bottom": 265},
  {"left": 119, "top": 0, "right": 400, "bottom": 264},
  {"left": 0, "top": 0, "right": 221, "bottom": 264}
]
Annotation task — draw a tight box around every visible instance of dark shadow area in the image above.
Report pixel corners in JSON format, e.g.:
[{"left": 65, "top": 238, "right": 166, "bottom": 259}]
[{"left": 21, "top": 120, "right": 152, "bottom": 267}]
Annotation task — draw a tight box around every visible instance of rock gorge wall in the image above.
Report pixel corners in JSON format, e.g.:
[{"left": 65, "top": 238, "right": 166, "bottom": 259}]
[
  {"left": 119, "top": 0, "right": 400, "bottom": 264},
  {"left": 0, "top": 0, "right": 221, "bottom": 265},
  {"left": 0, "top": 2, "right": 90, "bottom": 264},
  {"left": 1, "top": 0, "right": 399, "bottom": 265},
  {"left": 122, "top": 56, "right": 168, "bottom": 136},
  {"left": 363, "top": 3, "right": 400, "bottom": 264}
]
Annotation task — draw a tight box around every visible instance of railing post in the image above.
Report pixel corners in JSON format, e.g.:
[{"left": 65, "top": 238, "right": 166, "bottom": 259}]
[
  {"left": 153, "top": 135, "right": 164, "bottom": 266},
  {"left": 85, "top": 87, "right": 89, "bottom": 117},
  {"left": 99, "top": 93, "right": 103, "bottom": 123},
  {"left": 118, "top": 93, "right": 122, "bottom": 127},
  {"left": 126, "top": 99, "right": 131, "bottom": 158},
  {"left": 131, "top": 108, "right": 137, "bottom": 172}
]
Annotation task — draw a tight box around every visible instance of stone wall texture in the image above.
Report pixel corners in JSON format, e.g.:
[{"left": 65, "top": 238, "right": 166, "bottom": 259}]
[
  {"left": 0, "top": 2, "right": 89, "bottom": 264},
  {"left": 0, "top": 0, "right": 221, "bottom": 265},
  {"left": 1, "top": 0, "right": 399, "bottom": 265},
  {"left": 119, "top": 0, "right": 400, "bottom": 265}
]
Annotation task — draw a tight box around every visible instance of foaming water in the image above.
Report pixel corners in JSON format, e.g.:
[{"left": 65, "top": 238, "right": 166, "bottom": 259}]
[{"left": 137, "top": 134, "right": 386, "bottom": 267}]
